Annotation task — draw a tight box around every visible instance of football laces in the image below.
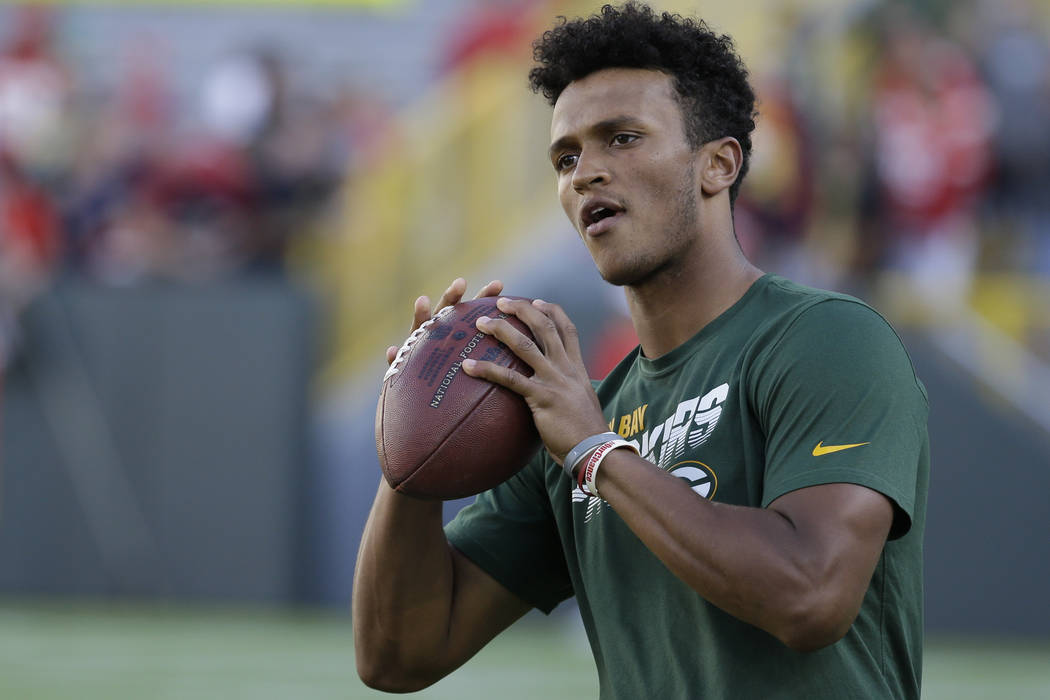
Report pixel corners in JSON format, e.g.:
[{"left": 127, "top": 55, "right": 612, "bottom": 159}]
[{"left": 382, "top": 312, "right": 444, "bottom": 383}]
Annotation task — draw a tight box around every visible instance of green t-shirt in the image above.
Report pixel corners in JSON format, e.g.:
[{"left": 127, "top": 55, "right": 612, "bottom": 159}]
[{"left": 446, "top": 275, "right": 930, "bottom": 699}]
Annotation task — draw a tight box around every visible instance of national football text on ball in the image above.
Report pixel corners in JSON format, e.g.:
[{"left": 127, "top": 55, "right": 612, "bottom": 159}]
[{"left": 430, "top": 331, "right": 486, "bottom": 409}]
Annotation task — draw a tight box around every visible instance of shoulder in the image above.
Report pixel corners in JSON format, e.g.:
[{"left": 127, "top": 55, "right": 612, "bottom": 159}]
[
  {"left": 733, "top": 275, "right": 894, "bottom": 358},
  {"left": 752, "top": 277, "right": 912, "bottom": 361},
  {"left": 756, "top": 275, "right": 883, "bottom": 326},
  {"left": 746, "top": 276, "right": 927, "bottom": 404}
]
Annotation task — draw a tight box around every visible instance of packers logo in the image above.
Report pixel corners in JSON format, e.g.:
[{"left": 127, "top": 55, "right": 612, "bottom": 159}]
[
  {"left": 668, "top": 461, "right": 717, "bottom": 499},
  {"left": 574, "top": 460, "right": 718, "bottom": 525}
]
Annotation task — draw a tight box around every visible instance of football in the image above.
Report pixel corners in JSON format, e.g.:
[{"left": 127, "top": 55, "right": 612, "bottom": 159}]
[{"left": 375, "top": 297, "right": 541, "bottom": 499}]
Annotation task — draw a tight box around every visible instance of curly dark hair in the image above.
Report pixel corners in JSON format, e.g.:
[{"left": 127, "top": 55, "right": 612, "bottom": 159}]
[{"left": 529, "top": 2, "right": 757, "bottom": 203}]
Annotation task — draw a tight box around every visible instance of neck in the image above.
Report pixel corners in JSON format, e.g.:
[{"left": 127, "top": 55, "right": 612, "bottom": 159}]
[{"left": 625, "top": 227, "right": 763, "bottom": 360}]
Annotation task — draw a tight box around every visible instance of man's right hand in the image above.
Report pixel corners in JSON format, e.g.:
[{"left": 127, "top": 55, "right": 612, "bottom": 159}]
[
  {"left": 357, "top": 274, "right": 531, "bottom": 693},
  {"left": 385, "top": 278, "right": 504, "bottom": 365}
]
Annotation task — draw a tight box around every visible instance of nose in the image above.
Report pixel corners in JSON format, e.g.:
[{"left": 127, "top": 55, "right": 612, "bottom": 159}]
[{"left": 571, "top": 150, "right": 610, "bottom": 193}]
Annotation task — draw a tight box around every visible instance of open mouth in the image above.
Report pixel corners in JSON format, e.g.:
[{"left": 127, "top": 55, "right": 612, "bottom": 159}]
[{"left": 581, "top": 200, "right": 625, "bottom": 231}]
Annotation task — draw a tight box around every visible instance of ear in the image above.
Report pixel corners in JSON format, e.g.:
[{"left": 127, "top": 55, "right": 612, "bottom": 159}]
[{"left": 697, "top": 137, "right": 742, "bottom": 197}]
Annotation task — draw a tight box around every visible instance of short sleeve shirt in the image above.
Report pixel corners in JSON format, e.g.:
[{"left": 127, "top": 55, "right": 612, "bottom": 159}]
[{"left": 446, "top": 275, "right": 930, "bottom": 699}]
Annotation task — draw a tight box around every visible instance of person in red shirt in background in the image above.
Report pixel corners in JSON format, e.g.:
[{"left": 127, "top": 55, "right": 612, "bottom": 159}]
[
  {"left": 0, "top": 5, "right": 65, "bottom": 407},
  {"left": 1, "top": 150, "right": 61, "bottom": 358},
  {"left": 860, "top": 11, "right": 993, "bottom": 314},
  {"left": 0, "top": 150, "right": 61, "bottom": 458}
]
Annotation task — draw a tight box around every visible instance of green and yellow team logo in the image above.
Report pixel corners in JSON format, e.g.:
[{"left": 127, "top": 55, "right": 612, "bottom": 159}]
[{"left": 667, "top": 461, "right": 717, "bottom": 499}]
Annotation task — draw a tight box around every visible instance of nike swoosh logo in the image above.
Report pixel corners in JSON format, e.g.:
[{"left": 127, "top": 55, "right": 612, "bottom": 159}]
[{"left": 812, "top": 441, "right": 870, "bottom": 457}]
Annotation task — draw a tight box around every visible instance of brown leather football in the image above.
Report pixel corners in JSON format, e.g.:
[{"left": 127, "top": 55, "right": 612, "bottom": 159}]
[{"left": 375, "top": 297, "right": 541, "bottom": 499}]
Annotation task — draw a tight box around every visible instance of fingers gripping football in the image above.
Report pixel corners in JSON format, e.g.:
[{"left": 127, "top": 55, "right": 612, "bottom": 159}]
[
  {"left": 463, "top": 297, "right": 607, "bottom": 463},
  {"left": 376, "top": 294, "right": 539, "bottom": 499},
  {"left": 536, "top": 300, "right": 586, "bottom": 368},
  {"left": 386, "top": 278, "right": 504, "bottom": 365}
]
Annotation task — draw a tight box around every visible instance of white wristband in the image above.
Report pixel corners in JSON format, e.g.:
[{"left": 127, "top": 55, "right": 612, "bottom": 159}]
[{"left": 578, "top": 439, "right": 638, "bottom": 498}]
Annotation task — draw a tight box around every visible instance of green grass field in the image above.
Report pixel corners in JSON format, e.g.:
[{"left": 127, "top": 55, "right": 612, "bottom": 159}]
[{"left": 1, "top": 600, "right": 1047, "bottom": 699}]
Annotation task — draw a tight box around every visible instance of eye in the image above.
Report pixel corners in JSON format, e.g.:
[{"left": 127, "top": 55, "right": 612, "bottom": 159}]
[
  {"left": 556, "top": 153, "right": 579, "bottom": 171},
  {"left": 611, "top": 133, "right": 638, "bottom": 146}
]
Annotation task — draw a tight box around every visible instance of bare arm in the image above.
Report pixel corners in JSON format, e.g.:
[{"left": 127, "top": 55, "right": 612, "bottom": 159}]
[
  {"left": 595, "top": 452, "right": 892, "bottom": 650},
  {"left": 353, "top": 481, "right": 530, "bottom": 691},
  {"left": 463, "top": 297, "right": 894, "bottom": 651},
  {"left": 353, "top": 279, "right": 531, "bottom": 691}
]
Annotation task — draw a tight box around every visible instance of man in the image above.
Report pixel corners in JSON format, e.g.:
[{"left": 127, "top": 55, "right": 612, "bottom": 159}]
[{"left": 353, "top": 4, "right": 929, "bottom": 698}]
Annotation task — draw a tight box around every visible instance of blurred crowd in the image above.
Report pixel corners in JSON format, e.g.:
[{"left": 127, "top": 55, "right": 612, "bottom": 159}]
[
  {"left": 3, "top": 1, "right": 1050, "bottom": 371},
  {"left": 736, "top": 0, "right": 1050, "bottom": 318},
  {"left": 0, "top": 5, "right": 392, "bottom": 367}
]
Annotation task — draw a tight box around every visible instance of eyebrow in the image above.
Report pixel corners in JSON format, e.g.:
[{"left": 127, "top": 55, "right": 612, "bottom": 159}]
[{"left": 548, "top": 115, "right": 644, "bottom": 160}]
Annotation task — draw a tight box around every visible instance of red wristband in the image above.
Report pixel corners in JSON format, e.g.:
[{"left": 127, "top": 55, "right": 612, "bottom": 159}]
[{"left": 577, "top": 439, "right": 638, "bottom": 498}]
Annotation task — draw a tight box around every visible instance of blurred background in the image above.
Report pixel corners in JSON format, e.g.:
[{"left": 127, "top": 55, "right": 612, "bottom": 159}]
[{"left": 0, "top": 0, "right": 1048, "bottom": 697}]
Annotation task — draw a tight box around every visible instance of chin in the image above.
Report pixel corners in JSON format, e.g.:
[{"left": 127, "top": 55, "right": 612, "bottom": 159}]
[
  {"left": 598, "top": 263, "right": 658, "bottom": 288},
  {"left": 596, "top": 247, "right": 673, "bottom": 286}
]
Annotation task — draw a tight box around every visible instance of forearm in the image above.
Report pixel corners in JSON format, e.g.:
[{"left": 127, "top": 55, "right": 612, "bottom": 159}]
[
  {"left": 596, "top": 450, "right": 879, "bottom": 650},
  {"left": 352, "top": 480, "right": 454, "bottom": 689}
]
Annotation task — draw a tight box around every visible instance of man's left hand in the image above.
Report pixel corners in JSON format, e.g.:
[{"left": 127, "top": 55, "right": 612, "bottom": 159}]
[{"left": 461, "top": 297, "right": 609, "bottom": 465}]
